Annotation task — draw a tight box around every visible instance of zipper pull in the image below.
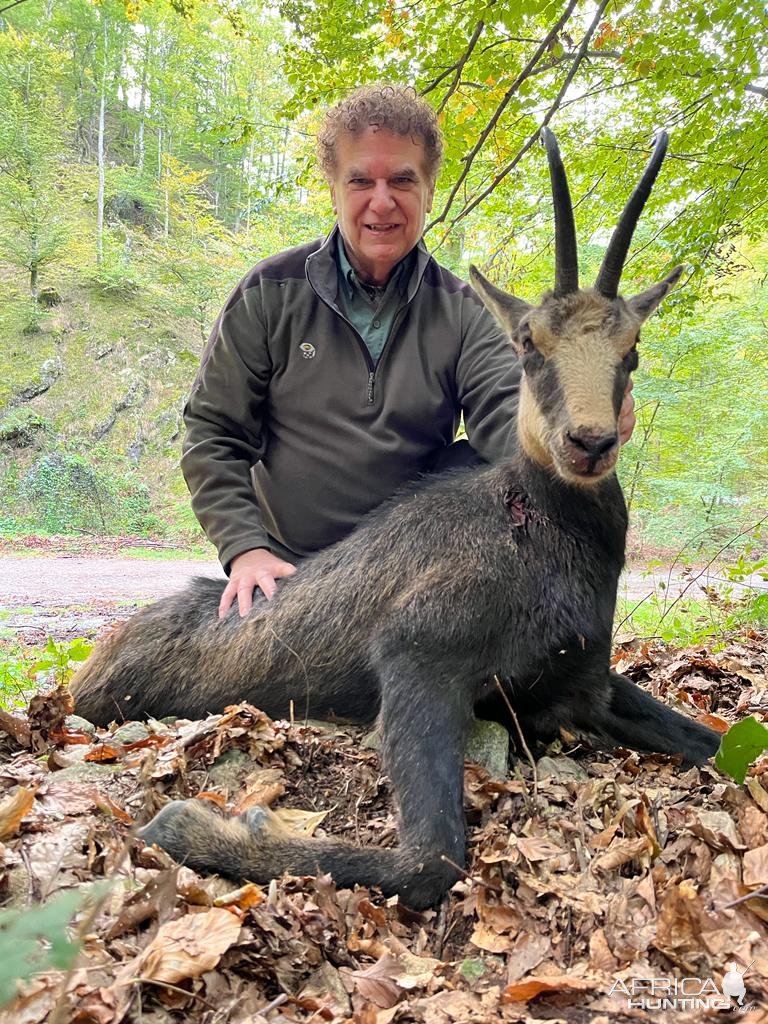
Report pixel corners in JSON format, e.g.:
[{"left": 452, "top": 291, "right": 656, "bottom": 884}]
[{"left": 366, "top": 371, "right": 375, "bottom": 404}]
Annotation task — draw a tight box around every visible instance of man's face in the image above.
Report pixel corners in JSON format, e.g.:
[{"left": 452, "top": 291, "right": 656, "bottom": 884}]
[{"left": 330, "top": 127, "right": 435, "bottom": 285}]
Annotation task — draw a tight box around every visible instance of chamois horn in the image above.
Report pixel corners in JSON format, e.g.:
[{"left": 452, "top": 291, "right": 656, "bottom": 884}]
[
  {"left": 595, "top": 131, "right": 670, "bottom": 299},
  {"left": 540, "top": 127, "right": 578, "bottom": 296}
]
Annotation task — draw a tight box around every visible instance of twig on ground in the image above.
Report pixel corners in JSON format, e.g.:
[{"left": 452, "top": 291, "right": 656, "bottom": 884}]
[{"left": 493, "top": 675, "right": 539, "bottom": 798}]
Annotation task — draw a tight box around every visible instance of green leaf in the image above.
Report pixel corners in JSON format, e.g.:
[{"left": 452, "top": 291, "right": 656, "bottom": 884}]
[
  {"left": 715, "top": 717, "right": 768, "bottom": 784},
  {"left": 0, "top": 888, "right": 93, "bottom": 1008}
]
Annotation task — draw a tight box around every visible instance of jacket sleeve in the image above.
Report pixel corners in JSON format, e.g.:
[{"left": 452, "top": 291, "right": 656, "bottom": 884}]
[
  {"left": 181, "top": 284, "right": 273, "bottom": 573},
  {"left": 455, "top": 295, "right": 521, "bottom": 462}
]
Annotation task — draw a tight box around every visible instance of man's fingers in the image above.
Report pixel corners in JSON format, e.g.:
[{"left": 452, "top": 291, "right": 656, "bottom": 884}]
[
  {"left": 218, "top": 581, "right": 238, "bottom": 619},
  {"left": 273, "top": 562, "right": 297, "bottom": 579}
]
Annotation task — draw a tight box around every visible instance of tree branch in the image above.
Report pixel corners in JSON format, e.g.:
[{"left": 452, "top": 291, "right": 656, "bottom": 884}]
[
  {"left": 430, "top": 0, "right": 609, "bottom": 234},
  {"left": 0, "top": 0, "right": 33, "bottom": 13},
  {"left": 427, "top": 0, "right": 579, "bottom": 231},
  {"left": 422, "top": 4, "right": 494, "bottom": 106},
  {"left": 745, "top": 83, "right": 767, "bottom": 99}
]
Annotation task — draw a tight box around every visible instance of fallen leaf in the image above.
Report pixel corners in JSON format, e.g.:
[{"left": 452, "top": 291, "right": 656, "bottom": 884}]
[
  {"left": 273, "top": 806, "right": 329, "bottom": 835},
  {"left": 516, "top": 837, "right": 566, "bottom": 862},
  {"left": 591, "top": 836, "right": 652, "bottom": 872},
  {"left": 213, "top": 881, "right": 264, "bottom": 910},
  {"left": 501, "top": 972, "right": 596, "bottom": 1003},
  {"left": 743, "top": 843, "right": 768, "bottom": 887},
  {"left": 341, "top": 953, "right": 404, "bottom": 1008},
  {"left": 0, "top": 786, "right": 35, "bottom": 840},
  {"left": 132, "top": 907, "right": 242, "bottom": 985}
]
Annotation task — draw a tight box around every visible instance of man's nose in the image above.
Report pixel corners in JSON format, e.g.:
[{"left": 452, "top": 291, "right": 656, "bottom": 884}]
[{"left": 369, "top": 180, "right": 396, "bottom": 211}]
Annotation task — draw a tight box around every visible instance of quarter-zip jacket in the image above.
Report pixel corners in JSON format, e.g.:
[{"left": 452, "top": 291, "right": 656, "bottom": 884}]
[{"left": 182, "top": 227, "right": 521, "bottom": 570}]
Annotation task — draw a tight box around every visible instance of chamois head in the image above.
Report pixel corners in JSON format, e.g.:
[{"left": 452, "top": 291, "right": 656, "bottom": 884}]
[{"left": 471, "top": 128, "right": 682, "bottom": 486}]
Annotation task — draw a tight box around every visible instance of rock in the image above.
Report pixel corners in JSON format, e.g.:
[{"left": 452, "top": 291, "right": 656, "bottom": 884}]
[
  {"left": 2, "top": 863, "right": 32, "bottom": 907},
  {"left": 50, "top": 762, "right": 122, "bottom": 784},
  {"left": 537, "top": 755, "right": 589, "bottom": 783},
  {"left": 111, "top": 722, "right": 150, "bottom": 745},
  {"left": 65, "top": 714, "right": 96, "bottom": 737},
  {"left": 208, "top": 749, "right": 250, "bottom": 793},
  {"left": 360, "top": 728, "right": 381, "bottom": 751},
  {"left": 466, "top": 719, "right": 509, "bottom": 780}
]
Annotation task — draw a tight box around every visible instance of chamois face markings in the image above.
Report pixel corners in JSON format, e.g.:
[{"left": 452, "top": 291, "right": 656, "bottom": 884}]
[{"left": 495, "top": 290, "right": 643, "bottom": 484}]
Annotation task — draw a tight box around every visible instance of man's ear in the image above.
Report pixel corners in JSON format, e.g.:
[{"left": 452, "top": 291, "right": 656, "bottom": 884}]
[
  {"left": 469, "top": 265, "right": 531, "bottom": 333},
  {"left": 330, "top": 183, "right": 337, "bottom": 215},
  {"left": 626, "top": 265, "right": 684, "bottom": 322}
]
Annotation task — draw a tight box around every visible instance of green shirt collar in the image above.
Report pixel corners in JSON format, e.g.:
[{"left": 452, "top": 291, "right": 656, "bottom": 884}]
[{"left": 336, "top": 232, "right": 415, "bottom": 302}]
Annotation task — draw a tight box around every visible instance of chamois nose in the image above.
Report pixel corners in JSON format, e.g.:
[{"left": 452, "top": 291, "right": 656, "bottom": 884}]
[{"left": 566, "top": 430, "right": 618, "bottom": 457}]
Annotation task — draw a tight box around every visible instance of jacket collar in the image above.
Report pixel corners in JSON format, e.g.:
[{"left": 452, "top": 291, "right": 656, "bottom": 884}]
[{"left": 305, "top": 224, "right": 432, "bottom": 308}]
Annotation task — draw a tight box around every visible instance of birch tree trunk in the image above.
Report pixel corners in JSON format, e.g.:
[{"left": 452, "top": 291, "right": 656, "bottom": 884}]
[{"left": 96, "top": 15, "right": 108, "bottom": 267}]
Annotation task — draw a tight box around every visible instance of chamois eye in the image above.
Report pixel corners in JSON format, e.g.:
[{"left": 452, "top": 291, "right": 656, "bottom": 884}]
[{"left": 518, "top": 326, "right": 534, "bottom": 354}]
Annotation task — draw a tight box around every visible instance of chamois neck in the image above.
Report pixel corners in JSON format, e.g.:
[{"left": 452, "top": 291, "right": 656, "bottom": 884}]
[{"left": 515, "top": 382, "right": 554, "bottom": 472}]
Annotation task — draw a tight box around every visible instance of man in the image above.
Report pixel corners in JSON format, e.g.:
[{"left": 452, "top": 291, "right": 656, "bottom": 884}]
[{"left": 182, "top": 85, "right": 635, "bottom": 617}]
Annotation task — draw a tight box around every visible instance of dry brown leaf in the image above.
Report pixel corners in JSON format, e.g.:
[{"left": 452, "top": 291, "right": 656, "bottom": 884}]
[
  {"left": 506, "top": 932, "right": 551, "bottom": 983},
  {"left": 469, "top": 921, "right": 513, "bottom": 953},
  {"left": 689, "top": 810, "right": 746, "bottom": 851},
  {"left": 0, "top": 786, "right": 35, "bottom": 839},
  {"left": 747, "top": 777, "right": 768, "bottom": 813},
  {"left": 743, "top": 843, "right": 768, "bottom": 888},
  {"left": 273, "top": 806, "right": 329, "bottom": 835},
  {"left": 213, "top": 881, "right": 264, "bottom": 910},
  {"left": 232, "top": 767, "right": 285, "bottom": 812},
  {"left": 84, "top": 743, "right": 123, "bottom": 763},
  {"left": 500, "top": 973, "right": 595, "bottom": 1003},
  {"left": 516, "top": 837, "right": 565, "bottom": 863},
  {"left": 0, "top": 708, "right": 31, "bottom": 748},
  {"left": 698, "top": 713, "right": 731, "bottom": 733},
  {"left": 591, "top": 836, "right": 652, "bottom": 873},
  {"left": 341, "top": 953, "right": 404, "bottom": 1009},
  {"left": 132, "top": 907, "right": 242, "bottom": 985}
]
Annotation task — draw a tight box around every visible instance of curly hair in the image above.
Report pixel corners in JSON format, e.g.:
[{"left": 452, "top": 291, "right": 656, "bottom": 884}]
[{"left": 316, "top": 84, "right": 444, "bottom": 183}]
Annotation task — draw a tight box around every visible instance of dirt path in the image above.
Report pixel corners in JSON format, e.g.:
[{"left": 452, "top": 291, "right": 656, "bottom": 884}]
[{"left": 1, "top": 553, "right": 765, "bottom": 645}]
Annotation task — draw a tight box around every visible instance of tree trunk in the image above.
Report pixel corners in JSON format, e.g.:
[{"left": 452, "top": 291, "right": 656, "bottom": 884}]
[
  {"left": 30, "top": 264, "right": 39, "bottom": 299},
  {"left": 96, "top": 16, "right": 108, "bottom": 267},
  {"left": 137, "top": 31, "right": 150, "bottom": 173}
]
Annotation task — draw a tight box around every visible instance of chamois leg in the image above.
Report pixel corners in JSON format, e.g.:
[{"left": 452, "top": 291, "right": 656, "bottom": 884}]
[
  {"left": 375, "top": 651, "right": 475, "bottom": 907},
  {"left": 138, "top": 654, "right": 474, "bottom": 910},
  {"left": 573, "top": 670, "right": 721, "bottom": 766}
]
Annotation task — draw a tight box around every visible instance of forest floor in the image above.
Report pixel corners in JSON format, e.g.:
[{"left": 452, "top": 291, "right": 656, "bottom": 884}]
[{"left": 0, "top": 544, "right": 767, "bottom": 1022}]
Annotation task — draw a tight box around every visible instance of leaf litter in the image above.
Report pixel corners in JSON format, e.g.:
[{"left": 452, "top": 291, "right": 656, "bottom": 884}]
[{"left": 0, "top": 633, "right": 765, "bottom": 1022}]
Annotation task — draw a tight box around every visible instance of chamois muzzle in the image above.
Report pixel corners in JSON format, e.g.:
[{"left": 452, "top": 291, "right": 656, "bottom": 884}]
[{"left": 561, "top": 428, "right": 619, "bottom": 479}]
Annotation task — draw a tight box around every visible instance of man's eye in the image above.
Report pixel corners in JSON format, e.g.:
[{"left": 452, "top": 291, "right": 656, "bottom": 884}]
[{"left": 392, "top": 176, "right": 415, "bottom": 186}]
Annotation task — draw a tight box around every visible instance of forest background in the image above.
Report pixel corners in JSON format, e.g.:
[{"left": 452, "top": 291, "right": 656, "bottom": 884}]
[{"left": 0, "top": 0, "right": 767, "bottom": 568}]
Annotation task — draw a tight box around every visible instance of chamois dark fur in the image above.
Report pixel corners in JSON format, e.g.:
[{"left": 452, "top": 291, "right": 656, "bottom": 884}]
[{"left": 71, "top": 130, "right": 721, "bottom": 909}]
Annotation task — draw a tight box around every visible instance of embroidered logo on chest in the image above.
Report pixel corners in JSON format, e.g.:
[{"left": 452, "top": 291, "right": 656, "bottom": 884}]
[{"left": 299, "top": 343, "right": 316, "bottom": 359}]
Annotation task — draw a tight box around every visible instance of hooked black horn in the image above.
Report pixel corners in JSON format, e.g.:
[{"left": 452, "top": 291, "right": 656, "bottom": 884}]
[
  {"left": 595, "top": 131, "right": 670, "bottom": 299},
  {"left": 540, "top": 127, "right": 578, "bottom": 296}
]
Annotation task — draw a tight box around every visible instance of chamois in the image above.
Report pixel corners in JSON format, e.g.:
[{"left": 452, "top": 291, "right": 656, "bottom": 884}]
[{"left": 71, "top": 129, "right": 720, "bottom": 910}]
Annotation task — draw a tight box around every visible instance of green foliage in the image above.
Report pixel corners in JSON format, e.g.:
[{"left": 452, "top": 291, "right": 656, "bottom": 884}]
[
  {"left": 0, "top": 885, "right": 110, "bottom": 1009},
  {"left": 716, "top": 717, "right": 768, "bottom": 784},
  {"left": 0, "top": 637, "right": 93, "bottom": 709},
  {"left": 16, "top": 450, "right": 158, "bottom": 535},
  {"left": 30, "top": 636, "right": 93, "bottom": 686},
  {"left": 0, "top": 409, "right": 49, "bottom": 449}
]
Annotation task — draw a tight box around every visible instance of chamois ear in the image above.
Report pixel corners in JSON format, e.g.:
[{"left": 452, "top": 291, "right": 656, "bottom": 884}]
[
  {"left": 626, "top": 265, "right": 684, "bottom": 323},
  {"left": 469, "top": 265, "right": 531, "bottom": 334}
]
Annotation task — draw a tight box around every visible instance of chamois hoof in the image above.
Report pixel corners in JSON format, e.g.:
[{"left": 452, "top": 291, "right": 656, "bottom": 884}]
[
  {"left": 241, "top": 805, "right": 271, "bottom": 833},
  {"left": 138, "top": 798, "right": 222, "bottom": 864}
]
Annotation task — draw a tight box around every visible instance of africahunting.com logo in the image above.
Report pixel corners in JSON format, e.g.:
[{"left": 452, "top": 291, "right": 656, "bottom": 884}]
[{"left": 609, "top": 962, "right": 755, "bottom": 1012}]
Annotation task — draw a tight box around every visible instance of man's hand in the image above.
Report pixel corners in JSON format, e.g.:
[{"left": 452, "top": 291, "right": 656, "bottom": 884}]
[
  {"left": 219, "top": 548, "right": 297, "bottom": 619},
  {"left": 618, "top": 379, "right": 636, "bottom": 446}
]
